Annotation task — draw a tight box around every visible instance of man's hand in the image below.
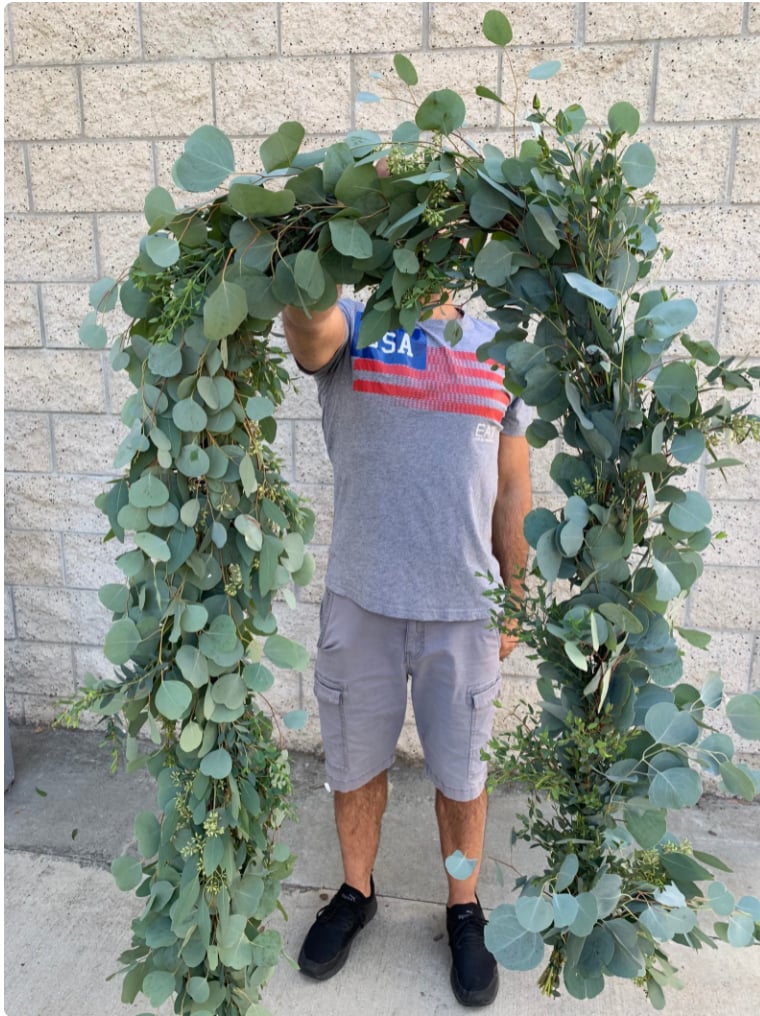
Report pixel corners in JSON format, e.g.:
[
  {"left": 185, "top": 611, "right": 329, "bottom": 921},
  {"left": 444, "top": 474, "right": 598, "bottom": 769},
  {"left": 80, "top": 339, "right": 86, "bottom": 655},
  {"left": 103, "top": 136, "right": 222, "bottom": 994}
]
[{"left": 499, "top": 632, "right": 519, "bottom": 660}]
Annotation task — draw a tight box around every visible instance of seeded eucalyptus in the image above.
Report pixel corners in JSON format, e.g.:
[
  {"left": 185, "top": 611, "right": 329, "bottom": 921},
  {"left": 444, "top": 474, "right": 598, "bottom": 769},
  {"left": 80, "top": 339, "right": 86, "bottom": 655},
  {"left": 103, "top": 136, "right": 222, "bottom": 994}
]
[{"left": 65, "top": 10, "right": 760, "bottom": 1014}]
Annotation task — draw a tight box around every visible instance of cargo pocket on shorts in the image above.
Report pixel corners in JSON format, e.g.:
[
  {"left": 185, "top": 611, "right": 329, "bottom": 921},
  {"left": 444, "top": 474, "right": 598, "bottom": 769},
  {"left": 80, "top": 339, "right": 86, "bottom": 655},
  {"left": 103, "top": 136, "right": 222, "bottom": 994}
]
[
  {"left": 313, "top": 672, "right": 347, "bottom": 772},
  {"left": 467, "top": 678, "right": 500, "bottom": 779}
]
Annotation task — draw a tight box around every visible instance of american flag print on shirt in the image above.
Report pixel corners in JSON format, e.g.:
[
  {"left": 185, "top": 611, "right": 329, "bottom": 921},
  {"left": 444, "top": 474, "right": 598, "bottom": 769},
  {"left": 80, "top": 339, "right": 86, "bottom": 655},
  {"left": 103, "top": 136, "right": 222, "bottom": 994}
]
[{"left": 350, "top": 314, "right": 510, "bottom": 425}]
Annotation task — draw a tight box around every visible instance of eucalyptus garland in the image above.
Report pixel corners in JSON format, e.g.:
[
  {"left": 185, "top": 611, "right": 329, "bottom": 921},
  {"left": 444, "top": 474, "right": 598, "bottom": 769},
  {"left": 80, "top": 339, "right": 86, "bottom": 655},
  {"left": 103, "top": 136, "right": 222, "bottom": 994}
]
[{"left": 63, "top": 11, "right": 760, "bottom": 1014}]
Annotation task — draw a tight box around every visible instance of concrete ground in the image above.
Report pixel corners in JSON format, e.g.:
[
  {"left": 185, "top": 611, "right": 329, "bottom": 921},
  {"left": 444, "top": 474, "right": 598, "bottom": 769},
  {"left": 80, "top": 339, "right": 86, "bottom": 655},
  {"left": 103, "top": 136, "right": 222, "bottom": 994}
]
[{"left": 4, "top": 726, "right": 760, "bottom": 1016}]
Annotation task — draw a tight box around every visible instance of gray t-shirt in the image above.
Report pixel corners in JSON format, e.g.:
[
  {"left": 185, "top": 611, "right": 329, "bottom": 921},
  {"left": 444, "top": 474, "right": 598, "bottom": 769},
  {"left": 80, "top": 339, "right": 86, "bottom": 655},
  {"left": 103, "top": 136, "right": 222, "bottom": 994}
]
[{"left": 311, "top": 298, "right": 530, "bottom": 621}]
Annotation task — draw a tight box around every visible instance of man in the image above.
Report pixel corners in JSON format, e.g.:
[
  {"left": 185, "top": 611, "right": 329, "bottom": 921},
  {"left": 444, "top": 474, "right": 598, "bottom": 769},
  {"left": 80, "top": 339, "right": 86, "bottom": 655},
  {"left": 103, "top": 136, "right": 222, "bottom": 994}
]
[{"left": 281, "top": 285, "right": 532, "bottom": 1007}]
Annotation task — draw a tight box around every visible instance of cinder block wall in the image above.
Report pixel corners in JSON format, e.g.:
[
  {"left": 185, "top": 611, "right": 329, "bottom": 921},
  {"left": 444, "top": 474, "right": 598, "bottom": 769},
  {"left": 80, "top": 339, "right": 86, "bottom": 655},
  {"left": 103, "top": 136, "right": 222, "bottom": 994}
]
[{"left": 4, "top": 3, "right": 759, "bottom": 760}]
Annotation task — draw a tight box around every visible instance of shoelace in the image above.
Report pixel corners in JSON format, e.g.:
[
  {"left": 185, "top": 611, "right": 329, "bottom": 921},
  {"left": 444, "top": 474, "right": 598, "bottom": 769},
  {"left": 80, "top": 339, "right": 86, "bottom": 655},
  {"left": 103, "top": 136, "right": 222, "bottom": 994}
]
[
  {"left": 316, "top": 892, "right": 369, "bottom": 932},
  {"left": 449, "top": 910, "right": 487, "bottom": 952}
]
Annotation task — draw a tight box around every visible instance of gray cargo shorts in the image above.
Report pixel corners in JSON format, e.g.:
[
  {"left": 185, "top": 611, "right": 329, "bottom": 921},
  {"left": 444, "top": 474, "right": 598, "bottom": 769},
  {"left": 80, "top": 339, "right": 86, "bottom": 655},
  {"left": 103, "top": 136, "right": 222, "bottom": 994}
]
[{"left": 313, "top": 590, "right": 502, "bottom": 802}]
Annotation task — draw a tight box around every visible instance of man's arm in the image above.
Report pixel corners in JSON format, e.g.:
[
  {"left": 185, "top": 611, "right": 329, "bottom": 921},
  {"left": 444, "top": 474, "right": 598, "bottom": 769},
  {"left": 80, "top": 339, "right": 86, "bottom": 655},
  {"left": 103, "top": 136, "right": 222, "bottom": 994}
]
[
  {"left": 492, "top": 434, "right": 532, "bottom": 660},
  {"left": 281, "top": 301, "right": 348, "bottom": 373}
]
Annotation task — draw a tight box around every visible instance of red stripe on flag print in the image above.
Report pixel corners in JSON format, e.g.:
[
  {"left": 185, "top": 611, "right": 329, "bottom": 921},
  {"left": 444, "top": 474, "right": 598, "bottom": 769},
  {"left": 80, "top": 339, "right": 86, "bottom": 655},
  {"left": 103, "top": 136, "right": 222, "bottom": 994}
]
[
  {"left": 353, "top": 355, "right": 503, "bottom": 385},
  {"left": 352, "top": 379, "right": 509, "bottom": 423},
  {"left": 353, "top": 358, "right": 425, "bottom": 380},
  {"left": 351, "top": 345, "right": 509, "bottom": 422}
]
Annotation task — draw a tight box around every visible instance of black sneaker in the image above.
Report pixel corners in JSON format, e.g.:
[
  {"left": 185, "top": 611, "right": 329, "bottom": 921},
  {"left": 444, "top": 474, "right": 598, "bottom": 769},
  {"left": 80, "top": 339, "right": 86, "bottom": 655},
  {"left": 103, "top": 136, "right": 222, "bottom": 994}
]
[
  {"left": 446, "top": 899, "right": 499, "bottom": 1007},
  {"left": 298, "top": 878, "right": 377, "bottom": 980}
]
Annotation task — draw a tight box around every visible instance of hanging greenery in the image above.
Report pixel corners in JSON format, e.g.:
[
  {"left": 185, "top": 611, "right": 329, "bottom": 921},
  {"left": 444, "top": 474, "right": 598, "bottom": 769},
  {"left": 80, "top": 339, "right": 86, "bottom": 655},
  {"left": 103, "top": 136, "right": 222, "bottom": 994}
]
[{"left": 61, "top": 10, "right": 760, "bottom": 1014}]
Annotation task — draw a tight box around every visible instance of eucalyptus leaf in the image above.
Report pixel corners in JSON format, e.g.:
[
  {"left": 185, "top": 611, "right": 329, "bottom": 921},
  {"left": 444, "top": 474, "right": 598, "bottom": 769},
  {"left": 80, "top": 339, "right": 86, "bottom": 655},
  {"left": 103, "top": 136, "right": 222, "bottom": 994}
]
[
  {"left": 143, "top": 970, "right": 176, "bottom": 1007},
  {"left": 608, "top": 101, "right": 640, "bottom": 136},
  {"left": 667, "top": 491, "right": 711, "bottom": 533},
  {"left": 79, "top": 311, "right": 109, "bottom": 350},
  {"left": 283, "top": 709, "right": 308, "bottom": 731},
  {"left": 696, "top": 732, "right": 734, "bottom": 775},
  {"left": 482, "top": 10, "right": 512, "bottom": 46},
  {"left": 234, "top": 514, "right": 263, "bottom": 551},
  {"left": 211, "top": 673, "right": 247, "bottom": 710},
  {"left": 649, "top": 767, "right": 702, "bottom": 809},
  {"left": 260, "top": 121, "right": 305, "bottom": 172},
  {"left": 294, "top": 249, "right": 325, "bottom": 300},
  {"left": 99, "top": 583, "right": 130, "bottom": 613},
  {"left": 179, "top": 721, "right": 204, "bottom": 753},
  {"left": 204, "top": 281, "right": 249, "bottom": 342},
  {"left": 677, "top": 626, "right": 711, "bottom": 650},
  {"left": 556, "top": 853, "right": 579, "bottom": 892},
  {"left": 470, "top": 182, "right": 516, "bottom": 228},
  {"left": 112, "top": 854, "right": 143, "bottom": 891},
  {"left": 263, "top": 634, "right": 309, "bottom": 672},
  {"left": 564, "top": 272, "right": 619, "bottom": 311},
  {"left": 134, "top": 532, "right": 171, "bottom": 562},
  {"left": 639, "top": 298, "right": 698, "bottom": 341},
  {"left": 591, "top": 873, "right": 622, "bottom": 919},
  {"left": 129, "top": 474, "right": 170, "bottom": 508},
  {"left": 176, "top": 646, "right": 209, "bottom": 688},
  {"left": 605, "top": 919, "right": 645, "bottom": 978},
  {"left": 155, "top": 680, "right": 192, "bottom": 721},
  {"left": 243, "top": 663, "right": 274, "bottom": 693},
  {"left": 736, "top": 895, "right": 760, "bottom": 921},
  {"left": 552, "top": 893, "right": 579, "bottom": 928},
  {"left": 104, "top": 618, "right": 141, "bottom": 665},
  {"left": 175, "top": 443, "right": 209, "bottom": 478},
  {"left": 145, "top": 233, "right": 180, "bottom": 268},
  {"left": 484, "top": 904, "right": 545, "bottom": 971},
  {"left": 415, "top": 89, "right": 466, "bottom": 134},
  {"left": 727, "top": 911, "right": 755, "bottom": 947},
  {"left": 173, "top": 125, "right": 235, "bottom": 192},
  {"left": 528, "top": 60, "right": 561, "bottom": 81},
  {"left": 393, "top": 53, "right": 419, "bottom": 86},
  {"left": 725, "top": 694, "right": 760, "bottom": 740},
  {"left": 329, "top": 218, "right": 374, "bottom": 259},
  {"left": 187, "top": 977, "right": 210, "bottom": 1003},
  {"left": 134, "top": 811, "right": 160, "bottom": 859},
  {"left": 246, "top": 395, "right": 276, "bottom": 421},
  {"left": 476, "top": 84, "right": 505, "bottom": 106},
  {"left": 229, "top": 181, "right": 297, "bottom": 220},
  {"left": 568, "top": 893, "right": 598, "bottom": 937},
  {"left": 671, "top": 429, "right": 705, "bottom": 464},
  {"left": 445, "top": 850, "right": 478, "bottom": 881},
  {"left": 644, "top": 702, "right": 699, "bottom": 746},
  {"left": 475, "top": 239, "right": 519, "bottom": 287},
  {"left": 621, "top": 142, "right": 656, "bottom": 187},
  {"left": 200, "top": 748, "right": 233, "bottom": 780},
  {"left": 89, "top": 277, "right": 119, "bottom": 313},
  {"left": 199, "top": 615, "right": 239, "bottom": 661},
  {"left": 707, "top": 881, "right": 736, "bottom": 917},
  {"left": 144, "top": 186, "right": 176, "bottom": 228},
  {"left": 536, "top": 527, "right": 562, "bottom": 581},
  {"left": 654, "top": 362, "right": 697, "bottom": 417},
  {"left": 515, "top": 894, "right": 554, "bottom": 932},
  {"left": 173, "top": 398, "right": 208, "bottom": 433}
]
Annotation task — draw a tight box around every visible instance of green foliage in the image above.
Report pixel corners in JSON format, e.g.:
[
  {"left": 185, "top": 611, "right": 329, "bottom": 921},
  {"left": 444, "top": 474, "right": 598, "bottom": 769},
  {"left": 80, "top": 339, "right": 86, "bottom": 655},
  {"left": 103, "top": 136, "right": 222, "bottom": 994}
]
[{"left": 60, "top": 9, "right": 760, "bottom": 1012}]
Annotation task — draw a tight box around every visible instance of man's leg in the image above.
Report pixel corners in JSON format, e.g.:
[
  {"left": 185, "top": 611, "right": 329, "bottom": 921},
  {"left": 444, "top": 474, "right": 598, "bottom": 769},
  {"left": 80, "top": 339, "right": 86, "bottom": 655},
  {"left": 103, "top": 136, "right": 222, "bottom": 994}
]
[
  {"left": 410, "top": 618, "right": 501, "bottom": 1007},
  {"left": 435, "top": 787, "right": 487, "bottom": 906},
  {"left": 436, "top": 787, "right": 497, "bottom": 1007},
  {"left": 298, "top": 770, "right": 388, "bottom": 979},
  {"left": 298, "top": 771, "right": 387, "bottom": 980},
  {"left": 300, "top": 594, "right": 407, "bottom": 980},
  {"left": 335, "top": 770, "right": 388, "bottom": 897}
]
